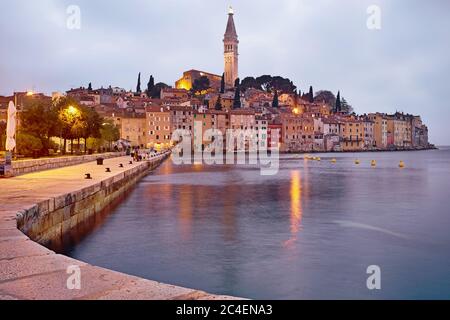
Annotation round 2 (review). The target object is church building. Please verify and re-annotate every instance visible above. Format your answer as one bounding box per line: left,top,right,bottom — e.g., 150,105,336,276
175,7,239,91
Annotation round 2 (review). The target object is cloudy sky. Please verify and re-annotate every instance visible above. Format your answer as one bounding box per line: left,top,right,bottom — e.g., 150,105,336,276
1,0,449,144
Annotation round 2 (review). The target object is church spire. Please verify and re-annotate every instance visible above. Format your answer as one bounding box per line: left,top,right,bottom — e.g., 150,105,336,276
224,7,238,40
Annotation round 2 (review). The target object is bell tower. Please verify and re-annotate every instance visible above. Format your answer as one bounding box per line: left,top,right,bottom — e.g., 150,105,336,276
224,6,239,88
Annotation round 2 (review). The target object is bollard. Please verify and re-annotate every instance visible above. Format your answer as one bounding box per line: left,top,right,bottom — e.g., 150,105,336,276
105,168,111,173
119,164,124,168
85,173,92,180
129,161,133,165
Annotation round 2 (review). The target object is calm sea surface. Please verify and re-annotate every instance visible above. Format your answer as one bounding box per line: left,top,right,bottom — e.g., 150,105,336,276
58,148,450,299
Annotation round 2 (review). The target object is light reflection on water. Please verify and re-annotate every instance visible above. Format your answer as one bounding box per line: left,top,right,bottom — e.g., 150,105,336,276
58,148,450,299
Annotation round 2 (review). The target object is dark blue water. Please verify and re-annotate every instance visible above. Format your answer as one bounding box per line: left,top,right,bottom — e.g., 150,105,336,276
61,148,450,299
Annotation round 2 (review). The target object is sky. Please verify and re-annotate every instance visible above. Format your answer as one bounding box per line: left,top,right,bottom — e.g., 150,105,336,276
1,0,449,144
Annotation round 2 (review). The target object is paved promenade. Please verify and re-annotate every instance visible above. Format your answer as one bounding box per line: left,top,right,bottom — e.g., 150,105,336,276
0,155,235,300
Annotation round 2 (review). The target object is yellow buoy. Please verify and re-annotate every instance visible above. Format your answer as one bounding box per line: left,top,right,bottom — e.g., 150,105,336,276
317,157,321,161
371,160,377,167
399,161,405,168
331,158,337,163
355,159,360,165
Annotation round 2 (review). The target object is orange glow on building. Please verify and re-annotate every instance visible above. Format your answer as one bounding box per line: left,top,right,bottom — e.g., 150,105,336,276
176,79,192,91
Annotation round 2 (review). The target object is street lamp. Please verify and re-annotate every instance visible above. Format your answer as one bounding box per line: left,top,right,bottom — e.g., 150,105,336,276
67,105,78,116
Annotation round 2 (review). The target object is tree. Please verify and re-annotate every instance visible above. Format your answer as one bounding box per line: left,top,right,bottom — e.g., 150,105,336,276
88,82,93,91
79,105,102,153
341,97,354,114
308,86,314,103
250,75,297,93
147,75,155,97
270,76,296,93
20,99,60,155
240,77,261,92
315,90,336,109
215,96,222,111
335,91,342,113
136,72,142,94
272,90,279,108
16,133,43,157
255,75,273,92
234,78,240,88
220,73,225,94
192,76,210,93
100,120,120,151
150,82,170,99
55,96,82,154
233,78,241,109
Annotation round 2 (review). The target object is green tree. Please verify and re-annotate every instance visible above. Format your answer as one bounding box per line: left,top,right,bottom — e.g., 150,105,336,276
341,97,354,114
192,76,210,93
233,78,241,109
55,97,82,154
220,73,225,94
147,75,155,97
20,99,60,155
241,77,261,91
308,86,314,103
16,133,43,157
255,75,273,92
150,82,170,99
100,120,120,151
272,90,279,108
335,91,341,113
136,72,142,94
76,105,102,153
315,90,336,109
248,75,297,93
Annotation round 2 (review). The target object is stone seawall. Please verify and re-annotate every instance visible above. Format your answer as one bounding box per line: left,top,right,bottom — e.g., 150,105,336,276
16,154,166,247
12,152,125,176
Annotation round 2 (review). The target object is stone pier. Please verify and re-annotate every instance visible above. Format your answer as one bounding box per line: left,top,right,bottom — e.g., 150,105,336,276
0,153,237,300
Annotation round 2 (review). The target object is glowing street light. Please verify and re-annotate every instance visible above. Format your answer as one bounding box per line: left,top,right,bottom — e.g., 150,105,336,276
66,105,79,116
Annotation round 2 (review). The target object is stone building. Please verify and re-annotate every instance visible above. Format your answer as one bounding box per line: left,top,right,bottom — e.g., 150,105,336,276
175,70,222,91
146,106,173,149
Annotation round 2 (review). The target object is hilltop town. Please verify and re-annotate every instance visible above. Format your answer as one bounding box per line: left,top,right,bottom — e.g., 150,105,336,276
0,8,431,155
